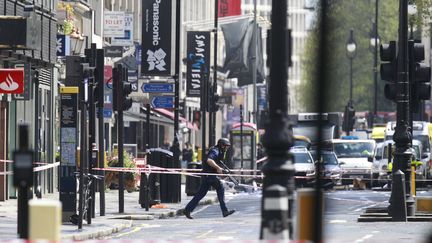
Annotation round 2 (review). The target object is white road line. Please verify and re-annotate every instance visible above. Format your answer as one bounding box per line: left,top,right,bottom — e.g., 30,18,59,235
328,220,348,224
196,229,214,239
355,234,374,242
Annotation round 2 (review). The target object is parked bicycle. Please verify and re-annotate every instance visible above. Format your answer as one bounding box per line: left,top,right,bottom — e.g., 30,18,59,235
70,172,103,226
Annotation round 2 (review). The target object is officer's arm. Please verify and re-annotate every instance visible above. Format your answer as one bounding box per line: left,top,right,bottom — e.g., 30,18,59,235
207,158,223,174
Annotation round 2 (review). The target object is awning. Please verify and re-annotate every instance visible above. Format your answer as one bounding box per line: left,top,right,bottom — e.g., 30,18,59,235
153,108,198,131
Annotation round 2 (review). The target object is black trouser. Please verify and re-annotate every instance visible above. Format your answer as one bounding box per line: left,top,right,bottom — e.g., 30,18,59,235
185,175,228,213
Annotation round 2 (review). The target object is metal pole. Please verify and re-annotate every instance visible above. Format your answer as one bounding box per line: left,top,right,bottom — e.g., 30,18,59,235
313,1,330,241
116,65,125,214
96,49,105,216
373,0,379,125
391,0,414,220
211,0,219,146
201,72,207,162
86,43,97,219
172,0,181,174
260,0,293,240
240,105,244,182
350,57,353,102
146,104,151,149
252,0,257,124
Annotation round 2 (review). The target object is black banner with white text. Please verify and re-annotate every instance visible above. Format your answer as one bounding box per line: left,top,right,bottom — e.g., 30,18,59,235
141,0,175,76
186,31,211,97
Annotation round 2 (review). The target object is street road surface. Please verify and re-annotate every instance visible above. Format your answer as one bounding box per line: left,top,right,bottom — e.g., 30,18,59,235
104,190,432,242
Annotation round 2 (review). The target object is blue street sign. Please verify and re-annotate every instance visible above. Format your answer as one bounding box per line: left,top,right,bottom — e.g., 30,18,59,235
151,96,174,108
142,83,174,93
103,109,113,118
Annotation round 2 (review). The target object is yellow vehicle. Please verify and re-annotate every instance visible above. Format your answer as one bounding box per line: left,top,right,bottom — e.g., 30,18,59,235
371,125,386,143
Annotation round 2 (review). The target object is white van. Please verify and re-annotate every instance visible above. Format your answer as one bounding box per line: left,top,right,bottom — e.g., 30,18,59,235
331,139,376,186
385,121,431,178
371,140,424,187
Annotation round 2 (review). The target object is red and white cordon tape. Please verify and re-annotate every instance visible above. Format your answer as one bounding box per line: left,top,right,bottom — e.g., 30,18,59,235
0,162,60,176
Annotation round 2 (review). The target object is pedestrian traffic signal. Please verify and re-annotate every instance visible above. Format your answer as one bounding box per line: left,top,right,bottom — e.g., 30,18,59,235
210,93,220,112
409,41,431,113
380,41,398,101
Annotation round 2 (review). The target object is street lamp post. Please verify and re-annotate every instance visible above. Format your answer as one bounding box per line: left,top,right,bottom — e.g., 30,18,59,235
346,29,357,104
345,29,356,136
370,0,380,127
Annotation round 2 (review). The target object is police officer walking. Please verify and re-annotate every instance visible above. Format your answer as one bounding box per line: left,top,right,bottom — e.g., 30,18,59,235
183,138,236,219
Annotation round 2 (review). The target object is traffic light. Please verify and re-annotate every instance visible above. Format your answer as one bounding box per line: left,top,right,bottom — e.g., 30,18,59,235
409,41,431,113
343,103,355,133
210,93,220,112
380,41,398,101
121,66,133,111
113,65,133,111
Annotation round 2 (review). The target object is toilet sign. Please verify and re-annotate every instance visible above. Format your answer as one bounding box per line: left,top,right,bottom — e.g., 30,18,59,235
0,69,24,94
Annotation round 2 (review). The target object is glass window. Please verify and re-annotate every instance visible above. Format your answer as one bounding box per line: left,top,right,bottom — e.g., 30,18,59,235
333,142,374,158
292,152,313,164
413,135,430,152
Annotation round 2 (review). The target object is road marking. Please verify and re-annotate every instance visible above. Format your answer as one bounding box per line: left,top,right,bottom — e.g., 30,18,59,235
196,229,214,238
355,234,373,242
104,223,161,239
329,220,347,224
218,236,234,240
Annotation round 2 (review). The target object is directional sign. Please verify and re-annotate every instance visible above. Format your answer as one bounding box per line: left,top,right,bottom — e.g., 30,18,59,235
151,96,174,108
142,83,174,93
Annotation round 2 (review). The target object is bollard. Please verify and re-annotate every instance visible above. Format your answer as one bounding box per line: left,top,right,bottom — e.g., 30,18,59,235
29,200,62,241
139,172,150,211
297,188,323,241
389,170,407,221
411,165,416,197
260,184,289,239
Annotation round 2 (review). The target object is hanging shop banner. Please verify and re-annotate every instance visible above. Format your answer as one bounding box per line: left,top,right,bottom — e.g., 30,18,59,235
111,13,134,46
186,31,210,97
218,0,241,17
104,11,125,38
141,0,175,76
0,69,24,94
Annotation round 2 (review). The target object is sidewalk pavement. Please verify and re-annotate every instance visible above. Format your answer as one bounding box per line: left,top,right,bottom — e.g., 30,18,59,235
0,184,233,241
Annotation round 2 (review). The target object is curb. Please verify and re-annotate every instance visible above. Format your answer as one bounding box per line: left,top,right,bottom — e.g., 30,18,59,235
60,196,219,240
61,220,133,240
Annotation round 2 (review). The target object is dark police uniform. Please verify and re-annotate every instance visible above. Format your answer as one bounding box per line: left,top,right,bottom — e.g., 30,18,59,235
184,146,229,215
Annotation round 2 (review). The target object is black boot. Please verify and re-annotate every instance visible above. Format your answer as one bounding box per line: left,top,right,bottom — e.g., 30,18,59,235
184,210,193,219
222,210,235,217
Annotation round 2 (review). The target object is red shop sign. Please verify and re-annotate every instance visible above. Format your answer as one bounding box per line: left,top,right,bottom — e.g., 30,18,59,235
0,69,24,94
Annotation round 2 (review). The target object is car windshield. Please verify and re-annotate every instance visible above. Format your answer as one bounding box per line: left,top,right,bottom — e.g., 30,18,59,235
292,152,313,163
321,153,338,165
333,142,374,158
294,140,311,148
413,135,430,152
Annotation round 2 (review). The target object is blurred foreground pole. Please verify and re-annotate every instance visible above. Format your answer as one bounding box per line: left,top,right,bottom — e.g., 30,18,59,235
260,0,294,240
311,1,329,242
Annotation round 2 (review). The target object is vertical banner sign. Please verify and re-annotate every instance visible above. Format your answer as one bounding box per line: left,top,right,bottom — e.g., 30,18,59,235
104,66,113,118
218,0,241,17
186,31,210,97
142,0,175,76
